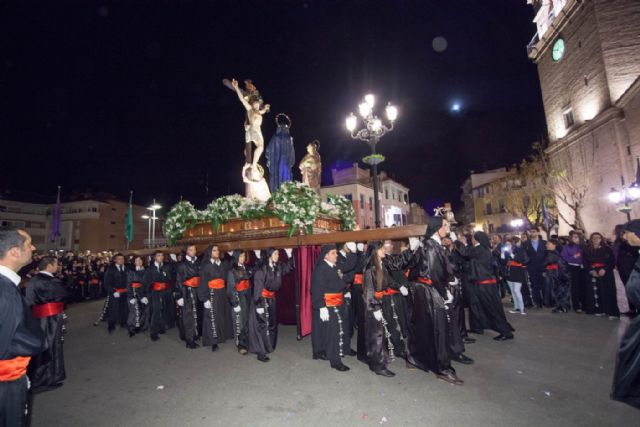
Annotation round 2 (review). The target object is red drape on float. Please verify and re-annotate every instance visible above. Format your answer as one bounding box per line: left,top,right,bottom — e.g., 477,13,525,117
276,250,296,326
295,245,320,337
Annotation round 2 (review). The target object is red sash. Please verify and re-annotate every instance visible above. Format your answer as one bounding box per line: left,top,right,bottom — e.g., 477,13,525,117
131,282,142,289
114,288,127,294
477,279,497,285
0,356,30,382
90,279,99,285
508,261,526,268
591,263,606,269
324,292,344,307
235,279,250,292
207,278,225,290
183,277,200,288
152,282,168,291
416,277,433,285
32,302,64,319
545,264,559,271
262,289,276,299
353,274,363,285
385,288,400,296
78,280,86,285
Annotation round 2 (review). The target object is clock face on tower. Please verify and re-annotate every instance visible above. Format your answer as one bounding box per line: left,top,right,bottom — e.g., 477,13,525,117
552,38,565,62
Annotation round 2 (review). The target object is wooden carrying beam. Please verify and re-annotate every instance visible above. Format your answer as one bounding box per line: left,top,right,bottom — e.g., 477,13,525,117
126,224,427,255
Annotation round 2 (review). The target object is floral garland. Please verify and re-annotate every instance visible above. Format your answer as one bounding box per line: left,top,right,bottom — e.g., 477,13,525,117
163,201,202,245
202,194,244,231
270,181,321,237
238,198,268,220
326,194,356,231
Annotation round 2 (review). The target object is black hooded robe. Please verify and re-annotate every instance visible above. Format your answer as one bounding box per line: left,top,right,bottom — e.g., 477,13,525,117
583,246,619,317
458,233,514,337
337,249,359,346
227,252,254,351
103,264,129,330
544,251,571,312
175,257,201,345
198,256,233,346
126,268,149,333
25,273,68,393
143,262,175,337
311,248,347,365
248,254,293,356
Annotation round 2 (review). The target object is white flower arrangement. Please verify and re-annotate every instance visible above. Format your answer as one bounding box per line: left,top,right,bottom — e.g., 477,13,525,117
202,194,244,231
270,181,321,237
326,194,356,231
163,201,203,245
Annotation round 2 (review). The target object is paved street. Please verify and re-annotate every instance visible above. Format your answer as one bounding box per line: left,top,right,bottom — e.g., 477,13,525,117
31,300,636,427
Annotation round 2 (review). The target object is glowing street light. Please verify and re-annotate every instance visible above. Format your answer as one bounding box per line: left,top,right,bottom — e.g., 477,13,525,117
510,218,524,232
345,93,398,228
147,200,162,247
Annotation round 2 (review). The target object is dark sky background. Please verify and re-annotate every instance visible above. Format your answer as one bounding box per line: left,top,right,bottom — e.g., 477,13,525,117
0,0,546,212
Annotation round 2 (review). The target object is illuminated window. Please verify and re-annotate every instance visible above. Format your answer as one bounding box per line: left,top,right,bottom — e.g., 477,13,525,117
563,107,574,129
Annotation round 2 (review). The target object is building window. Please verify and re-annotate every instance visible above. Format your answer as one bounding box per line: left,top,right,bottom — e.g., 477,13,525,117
344,194,352,201
369,197,373,210
499,200,505,213
360,194,365,209
385,189,388,199
488,224,495,234
563,107,574,129
486,203,493,215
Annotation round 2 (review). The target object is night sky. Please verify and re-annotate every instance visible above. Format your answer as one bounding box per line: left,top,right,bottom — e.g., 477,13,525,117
0,0,546,212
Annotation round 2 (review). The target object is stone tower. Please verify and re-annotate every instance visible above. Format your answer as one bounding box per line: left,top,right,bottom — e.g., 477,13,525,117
526,0,640,234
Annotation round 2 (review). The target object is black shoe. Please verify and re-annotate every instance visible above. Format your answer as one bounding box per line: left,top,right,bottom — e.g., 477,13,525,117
551,308,559,313
436,371,464,385
151,334,159,342
493,334,514,341
462,337,476,344
108,327,115,335
211,344,219,352
452,354,474,365
347,349,357,356
186,342,199,349
469,329,484,335
257,354,270,362
331,363,350,372
158,329,166,335
374,368,395,377
128,331,135,338
312,353,328,361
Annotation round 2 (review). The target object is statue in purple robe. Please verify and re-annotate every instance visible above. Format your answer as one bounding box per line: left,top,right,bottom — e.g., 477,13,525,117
265,113,295,192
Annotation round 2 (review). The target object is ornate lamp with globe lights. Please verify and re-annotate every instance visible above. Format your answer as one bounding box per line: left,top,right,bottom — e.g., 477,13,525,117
608,176,640,221
345,94,398,228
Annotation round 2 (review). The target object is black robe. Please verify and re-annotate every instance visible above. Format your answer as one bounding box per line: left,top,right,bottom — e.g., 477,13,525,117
382,253,412,359
249,260,293,355
362,264,395,371
143,263,175,336
198,259,233,346
583,246,619,317
175,257,201,344
310,260,347,364
126,268,149,332
103,264,129,329
404,240,455,375
458,244,514,337
24,273,68,393
337,250,358,344
612,258,640,408
0,274,45,427
543,251,570,311
444,247,466,357
227,264,253,350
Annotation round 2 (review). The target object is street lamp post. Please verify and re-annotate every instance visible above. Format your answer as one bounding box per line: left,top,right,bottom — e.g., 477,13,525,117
141,214,150,247
147,200,162,247
510,218,524,233
346,94,398,228
607,176,640,222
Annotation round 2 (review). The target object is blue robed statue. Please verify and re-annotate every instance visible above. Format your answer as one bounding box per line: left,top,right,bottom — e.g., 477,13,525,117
265,113,295,192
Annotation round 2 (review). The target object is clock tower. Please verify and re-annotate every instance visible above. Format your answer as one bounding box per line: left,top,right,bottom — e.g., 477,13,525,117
526,0,640,234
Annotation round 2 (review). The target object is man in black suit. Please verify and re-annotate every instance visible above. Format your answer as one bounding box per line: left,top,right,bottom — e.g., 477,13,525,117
524,227,548,307
103,253,129,333
0,227,45,426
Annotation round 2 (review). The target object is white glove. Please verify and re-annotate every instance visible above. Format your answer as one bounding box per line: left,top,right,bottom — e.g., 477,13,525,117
113,292,120,298
233,305,241,313
409,237,420,251
141,297,149,305
449,231,457,242
129,298,136,304
356,243,365,252
319,307,329,322
449,277,459,286
346,242,356,252
177,298,184,307
284,248,293,257
400,286,408,296
445,290,454,305
373,310,383,321
344,292,351,299
204,300,212,309
256,307,265,314
170,254,177,261
227,251,233,256
253,249,261,258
